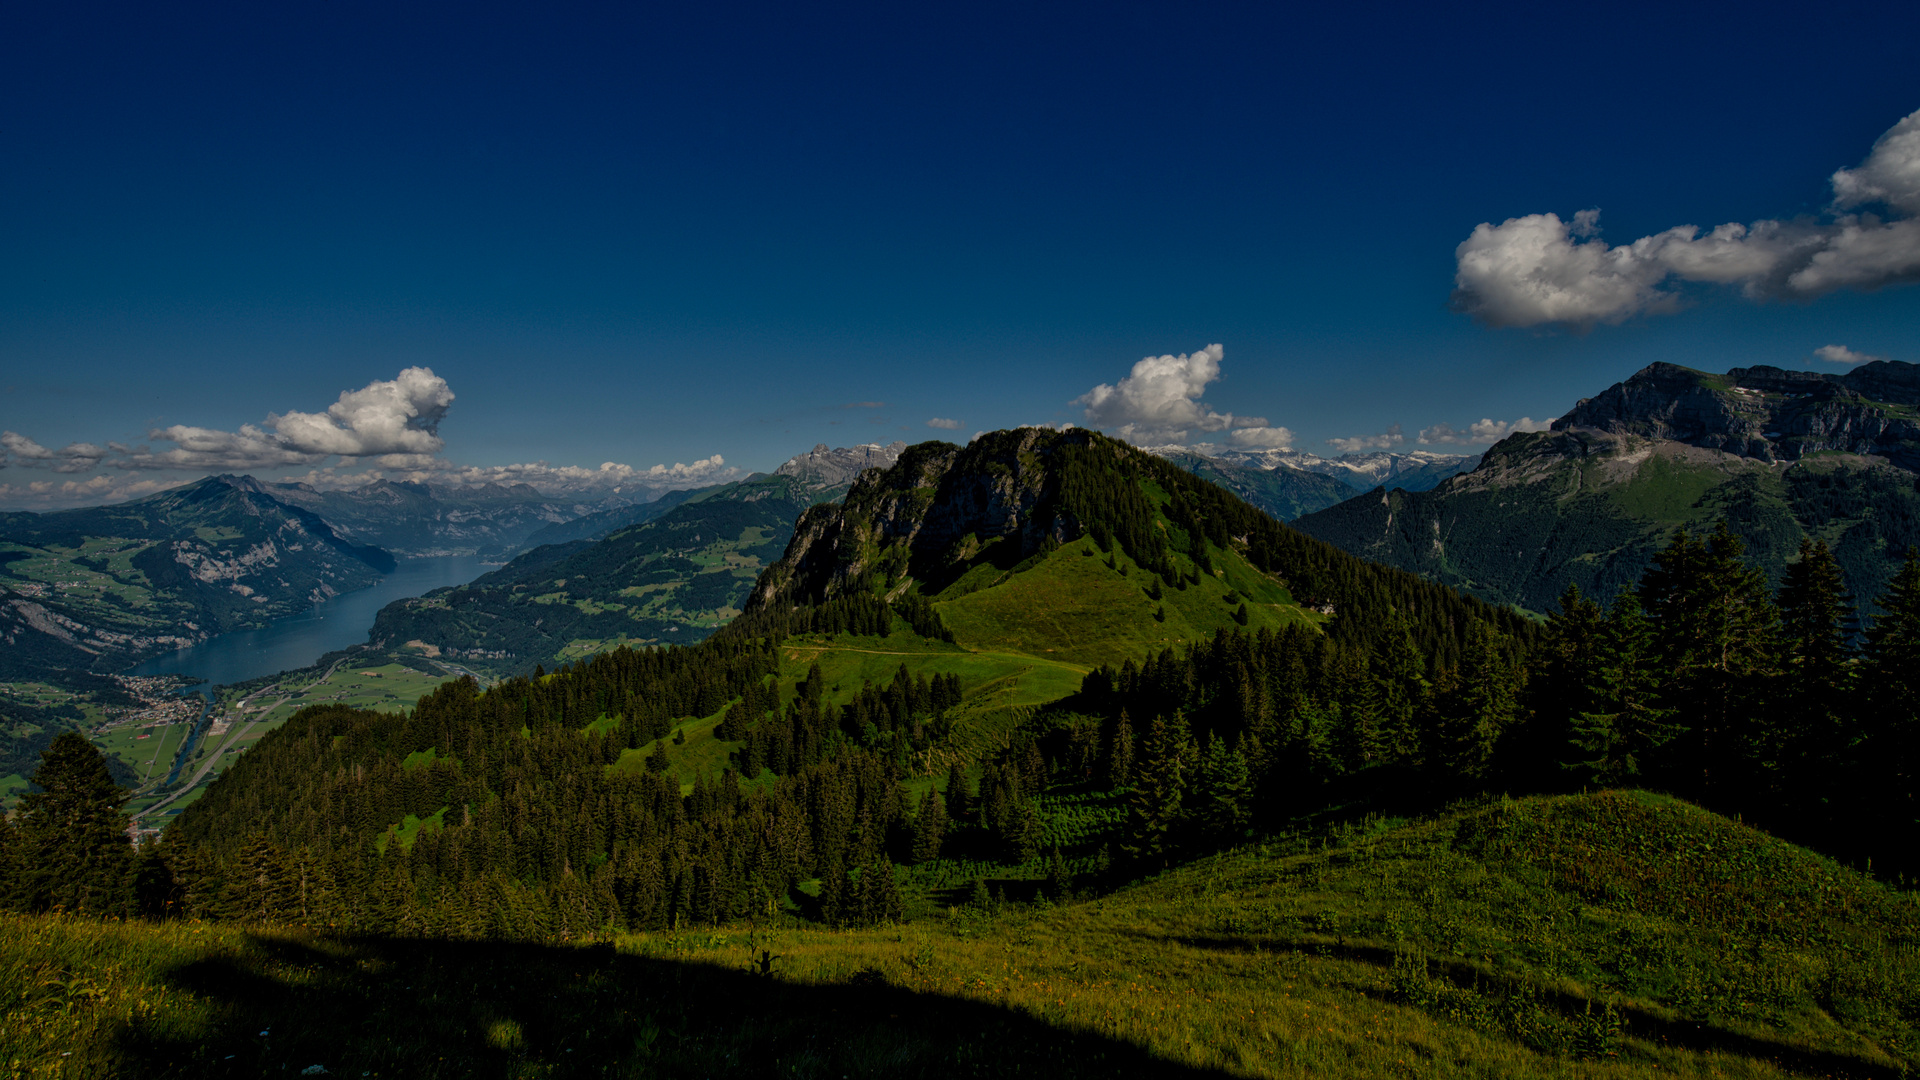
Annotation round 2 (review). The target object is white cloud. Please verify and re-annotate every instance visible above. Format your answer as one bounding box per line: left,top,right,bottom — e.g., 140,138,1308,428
1,432,110,473
1453,108,1920,328
1226,425,1295,450
1073,343,1274,445
0,474,188,509
1419,417,1554,446
927,417,963,430
1831,109,1920,215
291,455,742,498
119,367,455,470
1814,344,1884,365
1325,424,1405,454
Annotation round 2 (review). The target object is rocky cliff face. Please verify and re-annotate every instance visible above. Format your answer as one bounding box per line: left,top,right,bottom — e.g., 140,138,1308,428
750,429,1087,610
773,441,909,496
1557,361,1920,469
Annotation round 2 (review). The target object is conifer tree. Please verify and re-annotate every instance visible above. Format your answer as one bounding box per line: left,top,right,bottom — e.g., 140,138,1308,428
1103,709,1134,790
0,811,20,912
1862,547,1920,843
1566,591,1678,785
943,761,971,823
910,787,946,864
1192,735,1253,845
1045,845,1071,900
1638,524,1777,796
1772,539,1855,796
1429,622,1521,784
1122,711,1194,871
15,732,132,915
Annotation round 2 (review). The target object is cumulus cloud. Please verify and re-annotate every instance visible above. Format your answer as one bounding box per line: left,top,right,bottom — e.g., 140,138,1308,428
1325,424,1405,454
1073,344,1274,445
1813,344,1884,365
926,418,963,430
1226,426,1295,449
119,367,455,470
1453,108,1920,328
1,432,110,473
1419,417,1554,446
0,474,188,508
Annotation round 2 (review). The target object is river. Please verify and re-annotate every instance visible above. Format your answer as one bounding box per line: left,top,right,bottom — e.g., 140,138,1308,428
126,554,491,687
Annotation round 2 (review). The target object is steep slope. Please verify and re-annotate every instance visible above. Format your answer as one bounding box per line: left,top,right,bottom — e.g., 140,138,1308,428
0,475,393,679
361,443,907,674
1294,361,1920,613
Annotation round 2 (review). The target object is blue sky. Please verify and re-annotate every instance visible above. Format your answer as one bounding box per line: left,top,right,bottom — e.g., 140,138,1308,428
3,1,1918,507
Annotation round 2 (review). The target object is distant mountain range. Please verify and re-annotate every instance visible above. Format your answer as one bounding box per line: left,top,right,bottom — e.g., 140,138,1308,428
0,475,393,679
360,442,910,674
258,477,626,559
1293,360,1920,614
1142,446,1479,522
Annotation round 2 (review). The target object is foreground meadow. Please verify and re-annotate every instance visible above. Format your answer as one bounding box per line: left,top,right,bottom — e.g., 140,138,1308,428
4,791,1915,1078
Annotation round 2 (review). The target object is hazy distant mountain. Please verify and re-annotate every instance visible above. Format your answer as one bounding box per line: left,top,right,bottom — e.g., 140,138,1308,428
0,475,392,679
1210,448,1481,492
516,485,714,550
1151,450,1352,521
262,478,615,559
1292,361,1920,614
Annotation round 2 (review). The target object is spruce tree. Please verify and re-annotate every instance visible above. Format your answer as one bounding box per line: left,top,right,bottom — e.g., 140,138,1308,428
1862,547,1920,848
943,761,971,823
1122,711,1194,871
1638,524,1777,797
15,732,132,915
1566,591,1678,785
1104,709,1134,790
1428,622,1521,785
1772,539,1855,797
910,787,947,864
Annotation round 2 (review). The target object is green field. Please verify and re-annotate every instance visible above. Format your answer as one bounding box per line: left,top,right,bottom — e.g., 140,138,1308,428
933,535,1321,671
7,789,1915,1078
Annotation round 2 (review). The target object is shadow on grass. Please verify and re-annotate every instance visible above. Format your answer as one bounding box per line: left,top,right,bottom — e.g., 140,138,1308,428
1156,932,1908,1080
115,932,1231,1079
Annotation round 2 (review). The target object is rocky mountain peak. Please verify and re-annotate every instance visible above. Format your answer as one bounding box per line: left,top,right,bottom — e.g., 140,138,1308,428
774,440,909,495
1552,360,1920,470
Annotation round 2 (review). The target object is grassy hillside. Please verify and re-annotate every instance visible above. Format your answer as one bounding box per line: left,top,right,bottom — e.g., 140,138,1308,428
363,473,827,675
8,790,1914,1078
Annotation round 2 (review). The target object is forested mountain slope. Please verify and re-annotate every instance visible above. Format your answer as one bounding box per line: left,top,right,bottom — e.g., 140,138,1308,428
1294,361,1920,613
0,474,393,679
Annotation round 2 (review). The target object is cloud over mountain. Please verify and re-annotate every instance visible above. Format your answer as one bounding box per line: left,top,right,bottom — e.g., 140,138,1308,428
1325,424,1405,454
117,367,456,470
0,431,109,473
1453,108,1920,328
1814,344,1884,366
1419,417,1553,446
1073,344,1272,445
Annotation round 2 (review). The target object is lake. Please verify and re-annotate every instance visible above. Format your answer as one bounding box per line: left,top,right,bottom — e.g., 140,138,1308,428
126,554,491,687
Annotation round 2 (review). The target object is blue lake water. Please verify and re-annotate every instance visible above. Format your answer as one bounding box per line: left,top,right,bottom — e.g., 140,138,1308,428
126,555,491,687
